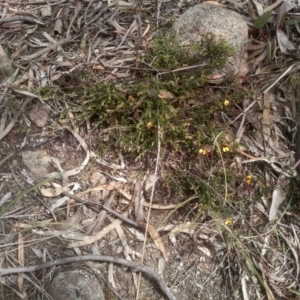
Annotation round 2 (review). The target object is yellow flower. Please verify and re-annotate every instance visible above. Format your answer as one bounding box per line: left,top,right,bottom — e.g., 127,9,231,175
147,122,153,129
128,95,134,102
223,146,230,153
224,99,230,106
246,175,252,185
199,148,207,155
224,219,233,226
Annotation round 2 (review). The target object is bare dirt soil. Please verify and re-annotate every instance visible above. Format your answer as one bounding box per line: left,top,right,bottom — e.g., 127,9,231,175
0,109,230,299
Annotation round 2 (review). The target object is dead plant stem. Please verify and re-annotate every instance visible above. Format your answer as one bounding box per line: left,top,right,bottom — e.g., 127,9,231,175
136,120,161,300
0,255,176,300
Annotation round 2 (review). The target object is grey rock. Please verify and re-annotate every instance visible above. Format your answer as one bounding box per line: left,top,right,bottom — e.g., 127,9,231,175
46,269,105,300
173,2,248,81
28,104,50,127
0,44,13,82
22,150,53,180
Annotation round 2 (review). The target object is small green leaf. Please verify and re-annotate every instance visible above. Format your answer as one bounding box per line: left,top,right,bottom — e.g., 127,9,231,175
285,18,300,26
267,39,272,62
254,10,273,29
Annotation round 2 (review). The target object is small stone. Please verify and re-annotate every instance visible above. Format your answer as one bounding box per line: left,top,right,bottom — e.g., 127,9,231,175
89,171,107,199
22,150,53,180
173,2,248,81
90,171,107,186
46,269,105,300
28,104,49,127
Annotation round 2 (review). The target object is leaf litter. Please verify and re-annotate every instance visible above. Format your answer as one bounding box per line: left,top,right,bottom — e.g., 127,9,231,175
0,0,300,299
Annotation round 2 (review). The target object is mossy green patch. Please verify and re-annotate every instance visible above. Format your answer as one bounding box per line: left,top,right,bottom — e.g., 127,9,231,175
43,27,245,209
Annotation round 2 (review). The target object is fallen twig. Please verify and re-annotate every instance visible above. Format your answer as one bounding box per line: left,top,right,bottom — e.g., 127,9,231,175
63,191,142,228
136,119,162,298
0,16,44,25
0,255,177,300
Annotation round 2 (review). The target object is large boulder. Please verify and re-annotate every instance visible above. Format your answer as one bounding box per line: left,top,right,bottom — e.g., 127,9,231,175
173,2,248,81
46,269,105,300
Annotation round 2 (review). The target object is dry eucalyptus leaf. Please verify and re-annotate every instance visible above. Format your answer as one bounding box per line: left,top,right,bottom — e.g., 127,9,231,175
18,232,24,294
54,19,63,35
0,192,12,206
40,5,52,17
275,1,294,29
107,0,135,8
31,247,43,258
141,222,168,261
40,182,76,197
277,29,296,53
269,188,286,221
262,92,271,143
127,227,145,241
145,174,158,191
133,182,144,222
197,246,212,257
251,0,264,16
68,209,82,225
108,263,116,288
